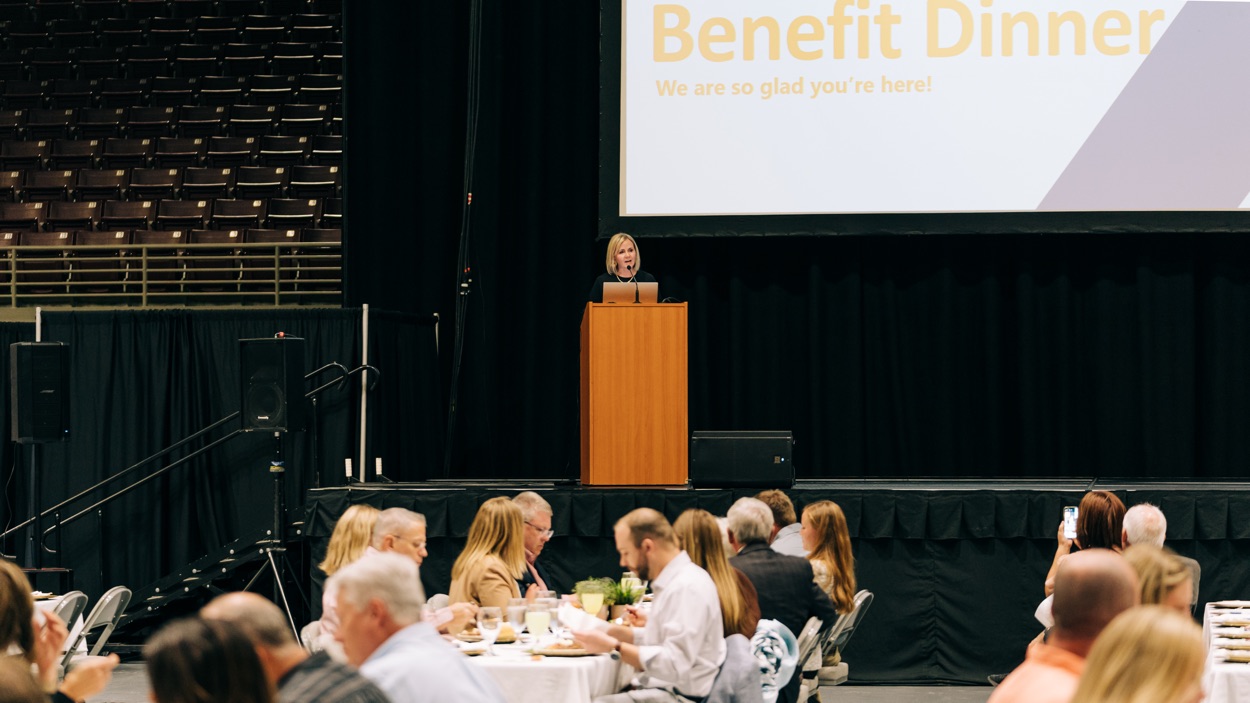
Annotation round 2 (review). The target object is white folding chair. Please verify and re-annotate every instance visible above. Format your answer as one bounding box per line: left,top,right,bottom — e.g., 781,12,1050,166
794,617,824,703
817,590,874,688
50,591,89,633
61,585,131,671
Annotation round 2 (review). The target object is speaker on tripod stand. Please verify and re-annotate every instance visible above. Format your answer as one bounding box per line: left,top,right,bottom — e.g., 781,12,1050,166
9,342,70,570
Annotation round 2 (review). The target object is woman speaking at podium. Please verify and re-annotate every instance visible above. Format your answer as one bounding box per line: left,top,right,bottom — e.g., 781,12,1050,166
587,232,657,302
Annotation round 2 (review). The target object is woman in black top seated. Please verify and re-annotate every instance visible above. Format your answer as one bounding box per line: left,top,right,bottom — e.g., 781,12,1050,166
588,232,657,302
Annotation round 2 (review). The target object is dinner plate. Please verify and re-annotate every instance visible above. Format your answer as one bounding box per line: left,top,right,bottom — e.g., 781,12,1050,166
534,647,594,657
1221,652,1250,664
457,633,483,642
1217,620,1250,627
1212,601,1250,608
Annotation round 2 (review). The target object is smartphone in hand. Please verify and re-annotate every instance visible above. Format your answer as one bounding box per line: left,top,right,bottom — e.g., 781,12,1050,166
1063,506,1078,540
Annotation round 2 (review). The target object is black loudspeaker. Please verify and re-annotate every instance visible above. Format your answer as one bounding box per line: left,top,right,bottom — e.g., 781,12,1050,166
690,431,794,488
240,336,306,432
10,342,70,444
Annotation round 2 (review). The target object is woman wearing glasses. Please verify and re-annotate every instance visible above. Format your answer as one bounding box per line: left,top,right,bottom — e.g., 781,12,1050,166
449,497,527,623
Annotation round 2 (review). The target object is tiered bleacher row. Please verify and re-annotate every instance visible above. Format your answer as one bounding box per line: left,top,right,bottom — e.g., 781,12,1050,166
0,0,342,305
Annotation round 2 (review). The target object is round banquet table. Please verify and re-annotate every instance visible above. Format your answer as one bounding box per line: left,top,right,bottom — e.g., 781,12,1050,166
463,640,627,703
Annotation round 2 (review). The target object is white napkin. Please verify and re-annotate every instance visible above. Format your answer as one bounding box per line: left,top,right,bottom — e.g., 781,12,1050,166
558,603,610,632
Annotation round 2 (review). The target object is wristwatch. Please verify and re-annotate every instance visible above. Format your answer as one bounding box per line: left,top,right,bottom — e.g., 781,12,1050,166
609,638,622,661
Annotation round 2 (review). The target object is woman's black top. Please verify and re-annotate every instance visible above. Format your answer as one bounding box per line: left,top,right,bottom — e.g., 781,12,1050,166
588,270,657,303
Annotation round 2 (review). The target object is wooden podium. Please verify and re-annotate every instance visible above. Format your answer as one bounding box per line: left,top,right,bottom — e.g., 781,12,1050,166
580,302,688,486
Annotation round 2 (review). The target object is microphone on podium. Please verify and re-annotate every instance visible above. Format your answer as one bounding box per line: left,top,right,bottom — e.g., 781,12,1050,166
628,264,640,304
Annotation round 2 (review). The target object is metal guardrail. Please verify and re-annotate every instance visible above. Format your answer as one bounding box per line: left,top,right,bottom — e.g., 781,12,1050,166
0,240,341,306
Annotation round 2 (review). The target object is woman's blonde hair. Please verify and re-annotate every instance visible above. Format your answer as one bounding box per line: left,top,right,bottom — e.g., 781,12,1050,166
803,500,856,614
604,233,640,275
1070,605,1204,703
451,497,526,581
320,504,381,576
1123,545,1192,607
674,509,751,638
0,559,35,664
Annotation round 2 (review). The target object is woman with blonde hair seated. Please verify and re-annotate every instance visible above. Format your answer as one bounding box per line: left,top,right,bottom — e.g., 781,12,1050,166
449,497,526,615
1122,544,1194,614
674,509,761,638
800,500,856,615
320,504,381,577
1070,605,1204,703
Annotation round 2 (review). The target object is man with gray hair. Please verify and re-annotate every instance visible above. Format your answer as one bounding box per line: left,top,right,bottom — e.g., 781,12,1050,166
328,553,506,703
202,591,390,703
513,491,557,594
726,497,838,703
1121,503,1200,608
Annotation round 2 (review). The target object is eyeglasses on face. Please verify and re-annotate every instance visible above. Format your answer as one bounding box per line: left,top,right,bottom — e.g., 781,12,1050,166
525,522,554,539
389,534,427,551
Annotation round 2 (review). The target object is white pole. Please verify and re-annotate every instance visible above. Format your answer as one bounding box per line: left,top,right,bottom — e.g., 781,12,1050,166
34,306,41,341
357,304,369,482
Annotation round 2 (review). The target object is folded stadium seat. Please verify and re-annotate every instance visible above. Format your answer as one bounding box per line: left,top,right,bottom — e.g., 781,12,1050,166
272,0,311,14
77,47,126,80
296,226,340,292
22,170,75,202
290,17,336,45
319,41,342,75
309,134,340,166
328,102,341,135
46,79,98,109
128,0,170,20
49,20,96,49
228,104,277,137
241,226,298,289
244,227,298,244
219,0,265,16
72,229,132,294
0,2,28,23
181,166,235,199
78,108,126,140
128,168,182,200
0,110,23,140
0,202,46,231
148,78,199,109
79,0,127,21
25,108,75,140
31,2,75,23
128,107,182,140
27,47,75,81
101,200,154,230
295,73,341,105
241,15,287,44
16,230,71,295
174,43,220,78
1,80,45,110
101,138,154,169
48,140,101,170
222,43,269,78
155,199,208,231
198,76,246,106
279,103,328,136
153,136,205,168
193,16,240,45
185,227,242,291
74,169,128,201
287,165,337,199
234,166,287,199
45,200,101,231
318,197,340,228
301,227,340,243
205,135,257,167
98,18,146,48
271,43,317,76
256,134,307,167
265,198,318,229
133,228,187,292
177,105,228,138
8,21,51,50
210,198,264,230
0,140,48,170
126,46,174,80
248,75,297,106
98,78,149,109
170,0,214,18
0,170,21,202
0,48,24,82
148,17,194,47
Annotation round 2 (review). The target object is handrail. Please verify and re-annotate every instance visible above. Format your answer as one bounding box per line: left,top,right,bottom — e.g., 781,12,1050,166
27,362,377,551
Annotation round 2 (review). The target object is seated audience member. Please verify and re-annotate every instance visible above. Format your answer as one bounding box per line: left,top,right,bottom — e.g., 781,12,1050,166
727,498,838,703
0,656,46,703
328,553,506,703
988,549,1139,703
202,592,391,703
1044,490,1126,597
512,491,557,596
572,508,726,703
146,617,274,703
1122,545,1194,615
449,497,525,614
756,490,807,557
801,500,857,666
673,508,761,638
1121,503,1200,608
316,505,381,655
1070,605,1204,703
0,559,118,703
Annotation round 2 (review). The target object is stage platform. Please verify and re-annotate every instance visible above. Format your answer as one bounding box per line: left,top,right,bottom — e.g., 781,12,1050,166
305,480,1250,684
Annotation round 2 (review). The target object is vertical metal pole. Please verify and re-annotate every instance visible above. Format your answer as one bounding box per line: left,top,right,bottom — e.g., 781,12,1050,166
357,304,369,482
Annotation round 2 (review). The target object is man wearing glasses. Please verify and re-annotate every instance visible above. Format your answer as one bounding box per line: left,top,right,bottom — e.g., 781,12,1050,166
513,491,559,595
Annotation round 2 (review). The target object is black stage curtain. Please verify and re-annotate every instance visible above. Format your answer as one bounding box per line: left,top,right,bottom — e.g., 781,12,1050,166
307,486,1250,683
0,309,436,602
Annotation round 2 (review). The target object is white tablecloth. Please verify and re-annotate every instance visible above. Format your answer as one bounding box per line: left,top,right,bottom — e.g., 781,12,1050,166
1201,602,1250,703
468,643,624,703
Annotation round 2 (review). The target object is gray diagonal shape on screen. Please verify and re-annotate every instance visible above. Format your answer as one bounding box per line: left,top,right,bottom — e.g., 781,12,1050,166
1039,2,1250,211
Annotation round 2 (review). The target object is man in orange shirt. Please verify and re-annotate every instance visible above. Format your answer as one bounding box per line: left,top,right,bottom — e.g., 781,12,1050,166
988,549,1139,703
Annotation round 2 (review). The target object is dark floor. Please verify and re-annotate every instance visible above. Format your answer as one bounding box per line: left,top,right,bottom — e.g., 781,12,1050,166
97,662,992,703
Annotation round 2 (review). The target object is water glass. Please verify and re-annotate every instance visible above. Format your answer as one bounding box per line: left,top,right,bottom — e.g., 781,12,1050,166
506,597,527,631
478,606,502,654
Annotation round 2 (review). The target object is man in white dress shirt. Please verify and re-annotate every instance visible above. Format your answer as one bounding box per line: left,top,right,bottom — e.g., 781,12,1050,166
756,490,807,557
573,508,727,702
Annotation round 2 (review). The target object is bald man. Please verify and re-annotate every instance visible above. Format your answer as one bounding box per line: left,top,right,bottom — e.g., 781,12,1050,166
988,549,1140,703
202,592,390,703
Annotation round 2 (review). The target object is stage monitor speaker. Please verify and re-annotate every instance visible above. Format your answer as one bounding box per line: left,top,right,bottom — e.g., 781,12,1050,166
240,336,306,432
689,431,794,488
10,342,70,444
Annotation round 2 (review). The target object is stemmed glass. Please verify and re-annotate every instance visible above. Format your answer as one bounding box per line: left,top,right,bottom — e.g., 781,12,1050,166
506,597,527,635
478,606,502,655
